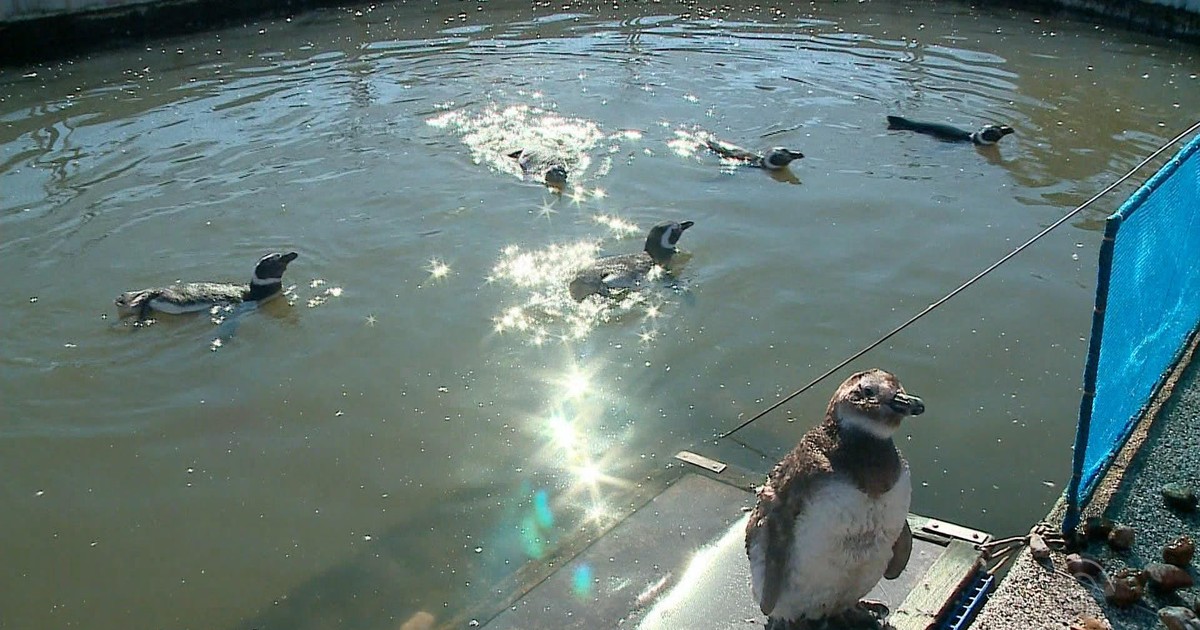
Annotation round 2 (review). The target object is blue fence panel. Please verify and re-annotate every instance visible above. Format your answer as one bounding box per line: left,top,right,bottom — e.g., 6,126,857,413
1064,132,1200,532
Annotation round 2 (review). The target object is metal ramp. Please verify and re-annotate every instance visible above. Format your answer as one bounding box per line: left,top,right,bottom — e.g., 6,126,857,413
479,451,993,630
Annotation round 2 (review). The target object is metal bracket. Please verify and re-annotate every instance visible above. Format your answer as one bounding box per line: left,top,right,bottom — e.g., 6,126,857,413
674,450,728,473
921,518,991,545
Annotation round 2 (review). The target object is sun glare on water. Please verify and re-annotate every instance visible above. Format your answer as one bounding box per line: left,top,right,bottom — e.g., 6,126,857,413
426,259,451,280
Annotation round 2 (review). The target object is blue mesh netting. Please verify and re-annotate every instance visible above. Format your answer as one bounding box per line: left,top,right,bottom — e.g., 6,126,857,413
1064,132,1200,531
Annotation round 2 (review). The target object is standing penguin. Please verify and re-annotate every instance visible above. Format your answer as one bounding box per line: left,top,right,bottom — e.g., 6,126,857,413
745,369,926,629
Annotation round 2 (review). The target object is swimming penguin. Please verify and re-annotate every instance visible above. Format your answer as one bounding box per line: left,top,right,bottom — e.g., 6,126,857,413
886,115,1014,146
704,138,805,170
115,252,299,321
568,220,694,301
745,369,925,630
507,148,569,189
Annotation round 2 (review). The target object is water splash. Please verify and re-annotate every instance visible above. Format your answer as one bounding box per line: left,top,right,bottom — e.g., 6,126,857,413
427,103,610,184
487,239,603,344
305,279,343,308
487,218,686,345
666,126,715,160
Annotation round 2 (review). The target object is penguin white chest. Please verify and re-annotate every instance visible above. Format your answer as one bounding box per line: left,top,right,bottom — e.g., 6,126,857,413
756,467,911,621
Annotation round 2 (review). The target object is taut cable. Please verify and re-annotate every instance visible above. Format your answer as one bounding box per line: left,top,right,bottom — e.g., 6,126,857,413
717,120,1200,441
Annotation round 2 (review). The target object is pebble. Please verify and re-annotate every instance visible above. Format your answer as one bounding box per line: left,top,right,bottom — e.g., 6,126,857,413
1145,562,1195,591
1107,524,1135,551
1163,482,1199,512
1065,553,1103,579
1104,568,1145,607
1160,606,1200,630
1165,535,1196,567
1029,531,1051,561
1070,616,1110,630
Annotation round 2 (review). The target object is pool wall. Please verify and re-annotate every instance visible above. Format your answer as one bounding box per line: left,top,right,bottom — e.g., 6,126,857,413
1,0,1198,65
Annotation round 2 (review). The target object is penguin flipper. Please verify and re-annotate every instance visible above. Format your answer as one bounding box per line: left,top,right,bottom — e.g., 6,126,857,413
746,464,829,616
884,519,912,580
135,289,162,321
746,499,794,616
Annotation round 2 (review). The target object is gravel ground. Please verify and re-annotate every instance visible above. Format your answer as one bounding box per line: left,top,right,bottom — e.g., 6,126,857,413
972,346,1200,630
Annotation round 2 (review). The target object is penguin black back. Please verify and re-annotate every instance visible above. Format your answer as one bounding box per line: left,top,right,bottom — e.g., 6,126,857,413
568,220,694,301
886,115,1013,146
116,251,298,320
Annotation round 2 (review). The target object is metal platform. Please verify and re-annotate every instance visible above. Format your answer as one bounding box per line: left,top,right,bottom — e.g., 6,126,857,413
480,451,993,630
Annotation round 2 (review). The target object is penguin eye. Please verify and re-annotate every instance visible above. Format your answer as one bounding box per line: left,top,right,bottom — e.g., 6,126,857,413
862,386,876,399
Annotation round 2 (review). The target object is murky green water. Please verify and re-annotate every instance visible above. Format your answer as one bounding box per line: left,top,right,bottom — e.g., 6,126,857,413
2,1,1197,627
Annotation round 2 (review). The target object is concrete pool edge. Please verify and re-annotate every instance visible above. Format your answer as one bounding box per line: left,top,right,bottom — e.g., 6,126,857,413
0,0,348,65
451,450,994,630
2,0,1200,66
971,327,1200,630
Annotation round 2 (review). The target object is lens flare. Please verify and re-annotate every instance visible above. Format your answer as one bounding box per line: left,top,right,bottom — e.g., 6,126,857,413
533,489,554,529
575,462,603,486
546,415,577,450
572,564,594,598
559,367,591,398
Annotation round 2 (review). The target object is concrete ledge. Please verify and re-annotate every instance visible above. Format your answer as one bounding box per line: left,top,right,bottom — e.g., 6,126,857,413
1003,0,1200,40
0,0,343,65
2,0,1200,66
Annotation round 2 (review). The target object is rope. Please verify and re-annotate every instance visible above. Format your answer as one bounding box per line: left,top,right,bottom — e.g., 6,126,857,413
717,119,1200,441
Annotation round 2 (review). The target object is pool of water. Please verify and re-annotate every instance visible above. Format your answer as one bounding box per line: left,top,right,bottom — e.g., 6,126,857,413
2,1,1197,627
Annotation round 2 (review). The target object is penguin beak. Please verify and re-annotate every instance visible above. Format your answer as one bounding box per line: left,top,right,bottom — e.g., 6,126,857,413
888,392,925,416
280,252,299,266
788,150,805,160
680,221,695,231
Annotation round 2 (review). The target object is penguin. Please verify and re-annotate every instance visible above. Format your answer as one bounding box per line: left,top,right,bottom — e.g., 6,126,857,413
886,115,1014,146
115,252,298,321
745,369,926,630
705,138,805,170
568,220,694,301
507,148,569,189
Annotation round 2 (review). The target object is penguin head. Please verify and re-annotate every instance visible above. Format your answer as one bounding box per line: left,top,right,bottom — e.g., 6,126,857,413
829,368,924,439
761,147,805,170
644,220,695,263
543,165,569,189
973,125,1014,146
252,251,299,285
114,289,151,317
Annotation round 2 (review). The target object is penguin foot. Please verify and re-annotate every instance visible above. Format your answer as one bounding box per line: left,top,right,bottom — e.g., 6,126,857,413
856,599,890,620
825,601,891,629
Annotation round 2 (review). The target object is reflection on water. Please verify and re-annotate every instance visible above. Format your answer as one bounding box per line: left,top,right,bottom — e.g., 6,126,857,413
488,213,682,345
670,127,806,183
428,101,614,187
1,0,1198,628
